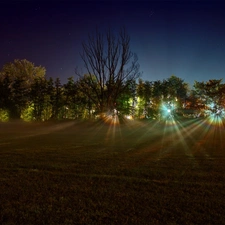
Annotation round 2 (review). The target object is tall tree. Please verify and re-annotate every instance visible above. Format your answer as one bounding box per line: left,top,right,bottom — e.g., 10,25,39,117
162,76,187,99
10,76,30,118
163,75,189,109
64,77,84,119
30,77,48,121
0,59,46,119
117,79,136,116
0,74,11,110
0,59,46,85
136,79,154,118
76,27,141,115
193,79,225,115
51,78,63,119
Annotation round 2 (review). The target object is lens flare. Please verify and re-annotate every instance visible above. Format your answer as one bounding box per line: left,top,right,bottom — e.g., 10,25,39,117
160,101,176,123
205,103,225,127
101,109,120,125
207,114,224,127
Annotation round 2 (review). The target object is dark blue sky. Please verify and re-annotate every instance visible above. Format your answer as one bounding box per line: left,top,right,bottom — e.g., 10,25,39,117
1,0,225,86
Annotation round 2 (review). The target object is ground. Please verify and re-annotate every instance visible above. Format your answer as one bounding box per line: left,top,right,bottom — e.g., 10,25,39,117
0,117,225,224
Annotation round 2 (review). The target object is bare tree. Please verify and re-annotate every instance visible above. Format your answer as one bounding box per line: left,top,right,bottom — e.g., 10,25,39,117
76,27,140,114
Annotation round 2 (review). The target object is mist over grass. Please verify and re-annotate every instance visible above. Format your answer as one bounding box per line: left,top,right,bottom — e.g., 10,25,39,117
0,118,225,224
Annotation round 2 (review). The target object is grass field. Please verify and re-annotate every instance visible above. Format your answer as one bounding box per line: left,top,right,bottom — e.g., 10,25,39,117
0,117,225,224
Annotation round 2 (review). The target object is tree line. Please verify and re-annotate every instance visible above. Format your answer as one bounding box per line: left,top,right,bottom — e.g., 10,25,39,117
1,28,225,122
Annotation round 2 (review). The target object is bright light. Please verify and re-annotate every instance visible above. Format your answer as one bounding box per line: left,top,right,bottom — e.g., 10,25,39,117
205,102,225,126
101,109,120,125
125,115,133,120
160,101,176,121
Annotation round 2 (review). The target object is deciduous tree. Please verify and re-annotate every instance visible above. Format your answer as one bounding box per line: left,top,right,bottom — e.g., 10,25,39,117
0,59,46,119
76,28,141,115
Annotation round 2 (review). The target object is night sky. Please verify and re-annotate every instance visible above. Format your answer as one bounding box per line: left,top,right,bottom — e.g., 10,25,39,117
1,0,225,86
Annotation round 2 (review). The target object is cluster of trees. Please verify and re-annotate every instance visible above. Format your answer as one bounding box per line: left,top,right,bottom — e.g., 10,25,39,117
0,59,185,121
0,59,224,122
1,28,225,122
191,79,225,118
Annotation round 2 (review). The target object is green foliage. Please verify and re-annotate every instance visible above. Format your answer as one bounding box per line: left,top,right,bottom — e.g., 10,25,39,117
30,77,49,121
193,79,225,113
0,108,9,122
116,80,136,116
0,59,46,83
20,103,34,122
135,79,155,118
163,75,188,104
63,77,79,119
0,59,46,119
50,78,64,120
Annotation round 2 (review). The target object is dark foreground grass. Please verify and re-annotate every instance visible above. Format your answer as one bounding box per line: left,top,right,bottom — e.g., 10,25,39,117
0,118,225,224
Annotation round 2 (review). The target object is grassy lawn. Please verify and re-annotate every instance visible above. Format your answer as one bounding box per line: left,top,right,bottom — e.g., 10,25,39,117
0,118,225,224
